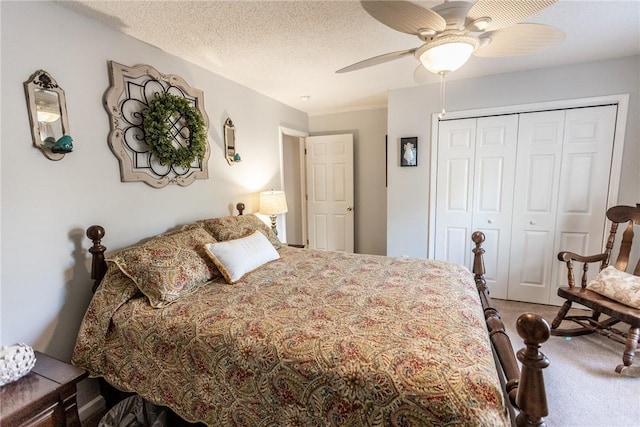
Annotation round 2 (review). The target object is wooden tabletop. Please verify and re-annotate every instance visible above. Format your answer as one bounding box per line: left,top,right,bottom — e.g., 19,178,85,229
0,351,88,425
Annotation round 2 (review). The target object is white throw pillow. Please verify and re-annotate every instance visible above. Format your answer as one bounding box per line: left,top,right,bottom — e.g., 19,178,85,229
203,230,280,283
586,266,640,309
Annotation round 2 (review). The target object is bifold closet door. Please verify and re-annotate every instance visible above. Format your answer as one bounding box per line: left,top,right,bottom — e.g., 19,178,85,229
507,105,617,304
549,105,618,305
435,115,518,299
434,118,476,267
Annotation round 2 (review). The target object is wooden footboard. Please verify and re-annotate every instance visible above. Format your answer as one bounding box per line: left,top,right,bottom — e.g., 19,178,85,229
85,225,550,426
472,231,550,427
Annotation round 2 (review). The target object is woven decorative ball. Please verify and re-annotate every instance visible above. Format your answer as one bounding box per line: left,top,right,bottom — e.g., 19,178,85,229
0,343,36,386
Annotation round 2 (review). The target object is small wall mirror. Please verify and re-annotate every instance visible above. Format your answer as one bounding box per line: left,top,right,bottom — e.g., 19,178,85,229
24,70,71,160
224,118,240,164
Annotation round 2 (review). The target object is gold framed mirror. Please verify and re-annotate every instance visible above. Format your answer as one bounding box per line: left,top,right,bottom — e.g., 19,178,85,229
24,70,71,160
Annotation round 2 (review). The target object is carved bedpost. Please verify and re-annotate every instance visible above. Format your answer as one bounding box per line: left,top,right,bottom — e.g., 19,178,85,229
87,225,107,292
473,232,521,405
236,202,245,215
472,232,551,426
516,313,550,427
472,231,486,287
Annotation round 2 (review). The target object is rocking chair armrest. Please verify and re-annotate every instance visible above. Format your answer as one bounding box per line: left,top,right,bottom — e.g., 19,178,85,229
558,251,609,289
557,251,607,264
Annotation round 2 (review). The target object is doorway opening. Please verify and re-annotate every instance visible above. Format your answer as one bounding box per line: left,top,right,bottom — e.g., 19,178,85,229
279,126,308,247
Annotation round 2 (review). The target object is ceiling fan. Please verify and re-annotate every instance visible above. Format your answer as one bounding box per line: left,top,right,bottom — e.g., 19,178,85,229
338,0,565,115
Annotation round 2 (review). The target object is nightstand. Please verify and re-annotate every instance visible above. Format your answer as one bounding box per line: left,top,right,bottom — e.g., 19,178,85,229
0,351,88,426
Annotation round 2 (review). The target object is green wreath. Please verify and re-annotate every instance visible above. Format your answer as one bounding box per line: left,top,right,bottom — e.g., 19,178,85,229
142,92,206,168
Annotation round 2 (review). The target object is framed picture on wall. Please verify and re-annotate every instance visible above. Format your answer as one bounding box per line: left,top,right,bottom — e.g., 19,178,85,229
400,137,418,167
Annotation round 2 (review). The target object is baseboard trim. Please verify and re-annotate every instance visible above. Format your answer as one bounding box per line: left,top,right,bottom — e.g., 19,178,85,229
79,395,106,423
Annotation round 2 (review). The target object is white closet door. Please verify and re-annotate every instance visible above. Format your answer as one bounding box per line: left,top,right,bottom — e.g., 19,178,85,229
549,105,618,305
435,116,518,299
471,115,518,299
508,106,617,304
433,101,622,304
434,118,476,266
508,110,566,304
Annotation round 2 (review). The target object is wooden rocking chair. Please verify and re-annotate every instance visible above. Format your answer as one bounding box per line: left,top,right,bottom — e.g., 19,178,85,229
551,204,640,374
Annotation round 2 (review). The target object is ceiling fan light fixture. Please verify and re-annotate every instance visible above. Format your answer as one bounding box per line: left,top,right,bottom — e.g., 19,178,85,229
417,35,479,74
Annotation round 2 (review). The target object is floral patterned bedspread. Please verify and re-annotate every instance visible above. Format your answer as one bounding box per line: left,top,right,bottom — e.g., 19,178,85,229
73,247,509,426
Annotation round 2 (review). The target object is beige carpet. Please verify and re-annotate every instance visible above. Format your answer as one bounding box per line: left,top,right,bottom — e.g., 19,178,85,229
493,299,640,427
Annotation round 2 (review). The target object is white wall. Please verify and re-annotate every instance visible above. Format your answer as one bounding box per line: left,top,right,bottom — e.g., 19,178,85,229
387,56,640,258
0,0,307,363
309,108,387,255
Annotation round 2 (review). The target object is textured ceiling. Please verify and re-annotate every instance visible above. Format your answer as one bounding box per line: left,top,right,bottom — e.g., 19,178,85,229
60,1,640,116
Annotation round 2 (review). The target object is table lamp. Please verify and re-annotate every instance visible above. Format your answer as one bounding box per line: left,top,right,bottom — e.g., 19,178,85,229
259,190,288,236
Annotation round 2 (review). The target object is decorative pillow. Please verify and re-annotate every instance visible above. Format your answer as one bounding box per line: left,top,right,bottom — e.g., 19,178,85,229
203,230,280,284
107,227,220,308
200,214,282,248
586,266,640,309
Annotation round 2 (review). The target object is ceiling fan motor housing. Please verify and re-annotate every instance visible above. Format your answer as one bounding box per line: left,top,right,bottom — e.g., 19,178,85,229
431,1,474,31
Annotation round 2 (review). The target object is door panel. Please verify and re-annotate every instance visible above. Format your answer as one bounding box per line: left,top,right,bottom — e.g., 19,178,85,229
447,158,472,211
526,155,558,212
508,110,565,303
435,119,476,265
312,164,327,200
306,134,354,252
549,105,617,305
477,156,504,212
519,230,550,285
471,115,518,299
312,214,328,250
443,227,468,266
435,116,517,298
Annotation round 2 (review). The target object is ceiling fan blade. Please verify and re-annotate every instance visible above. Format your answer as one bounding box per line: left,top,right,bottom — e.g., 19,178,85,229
474,23,565,57
336,48,417,73
467,0,557,32
361,1,446,35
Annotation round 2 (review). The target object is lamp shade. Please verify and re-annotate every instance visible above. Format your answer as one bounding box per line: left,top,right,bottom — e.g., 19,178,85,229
259,190,288,215
417,35,479,74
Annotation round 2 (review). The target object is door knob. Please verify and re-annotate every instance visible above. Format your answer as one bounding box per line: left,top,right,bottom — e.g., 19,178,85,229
487,219,493,224
347,206,353,212
530,220,536,225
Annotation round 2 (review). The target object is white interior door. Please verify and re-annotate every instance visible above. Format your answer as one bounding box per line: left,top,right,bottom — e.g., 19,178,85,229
549,105,618,305
431,96,626,305
434,118,476,266
508,110,566,304
434,116,517,298
305,134,354,252
471,115,518,299
508,106,617,304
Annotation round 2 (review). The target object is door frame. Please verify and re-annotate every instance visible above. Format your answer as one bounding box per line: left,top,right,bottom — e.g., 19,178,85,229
279,126,309,245
427,93,630,257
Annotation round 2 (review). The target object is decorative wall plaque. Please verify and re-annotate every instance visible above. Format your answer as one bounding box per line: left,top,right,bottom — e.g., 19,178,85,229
104,61,210,188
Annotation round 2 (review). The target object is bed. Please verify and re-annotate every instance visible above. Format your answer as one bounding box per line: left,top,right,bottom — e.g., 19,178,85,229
72,207,550,426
